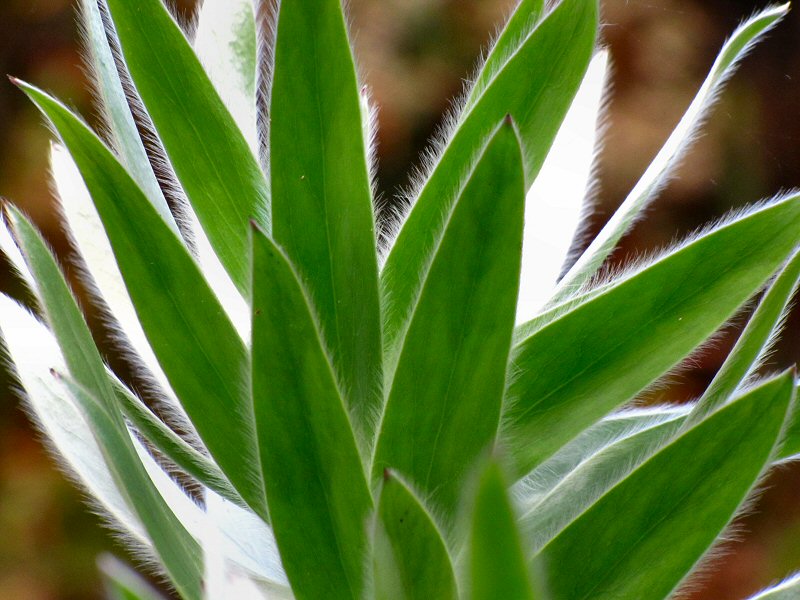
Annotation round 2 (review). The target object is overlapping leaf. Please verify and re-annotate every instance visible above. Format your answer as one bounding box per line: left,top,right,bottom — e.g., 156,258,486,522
535,372,795,599
373,121,525,516
103,0,269,294
251,226,372,600
371,471,457,600
381,0,597,361
505,193,800,477
17,82,265,518
270,0,383,439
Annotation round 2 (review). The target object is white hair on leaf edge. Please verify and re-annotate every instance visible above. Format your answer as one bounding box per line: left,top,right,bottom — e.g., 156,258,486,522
49,143,201,431
556,4,790,300
194,0,260,158
0,293,149,547
516,49,610,323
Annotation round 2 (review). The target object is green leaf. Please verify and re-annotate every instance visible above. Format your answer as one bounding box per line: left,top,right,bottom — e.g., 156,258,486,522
194,0,258,154
748,574,800,599
99,555,167,600
17,82,266,518
78,0,176,227
466,458,535,600
519,410,685,554
381,0,597,359
270,0,382,440
371,471,457,600
516,405,690,506
463,0,545,112
535,372,796,600
113,383,243,507
686,248,800,426
373,120,525,516
251,225,373,600
7,207,202,600
103,0,269,294
505,193,800,477
554,4,789,300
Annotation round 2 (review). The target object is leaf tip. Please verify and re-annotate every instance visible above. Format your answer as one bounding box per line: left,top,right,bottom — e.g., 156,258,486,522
382,468,393,483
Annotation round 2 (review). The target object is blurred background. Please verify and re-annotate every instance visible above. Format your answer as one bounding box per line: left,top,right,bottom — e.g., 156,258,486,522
0,0,799,597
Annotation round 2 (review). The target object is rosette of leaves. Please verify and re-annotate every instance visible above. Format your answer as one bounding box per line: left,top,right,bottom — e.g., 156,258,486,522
2,0,800,598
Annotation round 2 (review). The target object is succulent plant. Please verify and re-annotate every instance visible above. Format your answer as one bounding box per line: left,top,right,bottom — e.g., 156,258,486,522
2,0,800,598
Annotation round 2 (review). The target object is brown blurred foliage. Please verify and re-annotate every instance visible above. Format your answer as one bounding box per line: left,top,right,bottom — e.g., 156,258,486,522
0,0,799,598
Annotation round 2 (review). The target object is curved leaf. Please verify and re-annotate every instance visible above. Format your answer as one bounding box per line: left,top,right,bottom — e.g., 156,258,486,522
17,82,265,518
505,193,800,477
6,208,202,599
371,471,457,600
373,120,525,516
270,0,382,440
103,0,269,294
380,0,597,359
555,4,789,299
536,372,796,600
251,226,372,600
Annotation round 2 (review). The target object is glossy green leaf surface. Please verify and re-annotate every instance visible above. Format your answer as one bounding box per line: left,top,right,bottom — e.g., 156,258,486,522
371,471,457,600
270,0,382,440
467,459,535,600
251,226,372,600
555,4,789,299
536,372,796,600
8,208,202,600
373,121,525,516
103,0,269,294
380,0,597,359
505,194,800,476
18,82,265,517
686,248,800,425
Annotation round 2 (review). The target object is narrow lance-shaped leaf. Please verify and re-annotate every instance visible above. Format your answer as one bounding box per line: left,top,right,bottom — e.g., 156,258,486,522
79,0,176,228
6,207,203,599
113,383,243,507
463,0,545,111
535,372,796,600
465,458,536,600
371,471,457,600
519,411,685,555
381,0,597,359
79,1,250,340
685,247,800,426
251,226,373,600
514,404,691,510
373,120,525,516
0,291,146,547
103,0,269,294
50,142,197,431
194,0,258,155
270,0,382,440
505,192,800,477
16,81,266,518
554,4,789,300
